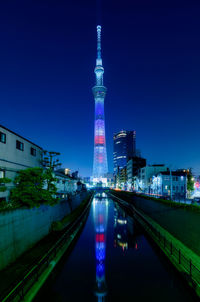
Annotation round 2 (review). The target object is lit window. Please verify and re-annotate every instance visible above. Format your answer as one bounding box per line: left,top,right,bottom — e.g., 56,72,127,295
0,170,5,178
16,140,24,151
0,132,6,144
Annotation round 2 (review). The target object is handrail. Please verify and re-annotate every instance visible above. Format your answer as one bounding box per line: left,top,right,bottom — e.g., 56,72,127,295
2,192,94,302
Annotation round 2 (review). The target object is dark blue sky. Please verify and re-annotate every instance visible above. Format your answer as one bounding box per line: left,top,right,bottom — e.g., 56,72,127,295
0,0,200,176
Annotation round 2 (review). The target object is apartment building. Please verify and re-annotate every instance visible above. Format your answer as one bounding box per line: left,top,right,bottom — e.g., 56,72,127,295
0,125,43,200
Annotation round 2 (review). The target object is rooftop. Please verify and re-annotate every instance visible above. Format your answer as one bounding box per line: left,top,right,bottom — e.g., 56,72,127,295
0,124,42,150
160,171,187,176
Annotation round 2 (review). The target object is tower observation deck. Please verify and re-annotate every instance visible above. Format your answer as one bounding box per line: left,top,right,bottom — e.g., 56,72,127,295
92,25,108,181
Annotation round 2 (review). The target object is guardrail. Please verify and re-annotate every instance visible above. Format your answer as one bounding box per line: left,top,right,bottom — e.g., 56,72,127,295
109,192,200,292
1,193,94,302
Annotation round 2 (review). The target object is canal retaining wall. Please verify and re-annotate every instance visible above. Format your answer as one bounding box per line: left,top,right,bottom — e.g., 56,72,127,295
0,193,86,270
110,191,200,298
111,190,200,256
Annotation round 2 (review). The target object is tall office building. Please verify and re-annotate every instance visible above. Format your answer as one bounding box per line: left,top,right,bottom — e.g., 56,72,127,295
113,130,136,174
92,25,108,181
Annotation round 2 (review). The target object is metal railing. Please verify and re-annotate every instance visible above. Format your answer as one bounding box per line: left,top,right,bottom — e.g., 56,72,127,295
1,193,93,302
109,192,200,289
140,213,200,286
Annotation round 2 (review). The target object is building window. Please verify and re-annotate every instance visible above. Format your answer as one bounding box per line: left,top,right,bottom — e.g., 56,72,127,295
30,147,36,156
16,140,24,151
0,132,6,144
0,170,5,178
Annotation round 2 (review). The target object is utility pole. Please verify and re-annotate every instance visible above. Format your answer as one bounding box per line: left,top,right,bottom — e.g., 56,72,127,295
42,151,61,171
170,168,173,201
42,150,62,191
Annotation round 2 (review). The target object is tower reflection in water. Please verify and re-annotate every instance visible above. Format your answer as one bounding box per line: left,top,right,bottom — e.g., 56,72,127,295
93,192,108,301
114,203,140,252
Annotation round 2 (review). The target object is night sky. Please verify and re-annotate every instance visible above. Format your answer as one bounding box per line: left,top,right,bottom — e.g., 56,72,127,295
0,0,200,176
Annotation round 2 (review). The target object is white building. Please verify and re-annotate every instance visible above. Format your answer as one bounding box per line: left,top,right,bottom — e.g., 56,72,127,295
54,170,77,198
135,165,168,193
151,171,187,199
0,125,43,201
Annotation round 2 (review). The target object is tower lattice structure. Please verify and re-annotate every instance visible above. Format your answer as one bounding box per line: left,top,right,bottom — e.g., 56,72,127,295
92,25,108,180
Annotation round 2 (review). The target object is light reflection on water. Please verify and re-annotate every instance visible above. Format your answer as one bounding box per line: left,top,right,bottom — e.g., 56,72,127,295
114,203,136,252
34,192,197,302
93,192,108,301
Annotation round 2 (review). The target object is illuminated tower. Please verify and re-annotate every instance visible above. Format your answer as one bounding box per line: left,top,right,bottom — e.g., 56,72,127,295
92,25,108,180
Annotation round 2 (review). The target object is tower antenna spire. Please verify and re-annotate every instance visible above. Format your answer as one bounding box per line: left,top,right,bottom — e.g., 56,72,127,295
96,25,102,66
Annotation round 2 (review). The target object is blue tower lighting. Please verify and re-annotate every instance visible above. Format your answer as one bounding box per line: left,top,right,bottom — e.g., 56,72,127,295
92,25,108,181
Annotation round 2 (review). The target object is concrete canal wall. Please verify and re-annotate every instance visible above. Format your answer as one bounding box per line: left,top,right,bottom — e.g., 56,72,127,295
111,190,200,255
0,193,86,270
110,190,200,298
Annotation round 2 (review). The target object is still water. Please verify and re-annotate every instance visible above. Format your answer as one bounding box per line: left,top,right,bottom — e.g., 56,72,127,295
35,192,197,301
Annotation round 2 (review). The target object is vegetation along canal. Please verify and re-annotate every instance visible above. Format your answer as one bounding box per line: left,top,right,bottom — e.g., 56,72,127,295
34,192,198,301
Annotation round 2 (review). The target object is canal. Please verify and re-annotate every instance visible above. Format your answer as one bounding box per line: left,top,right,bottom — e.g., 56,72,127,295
34,192,197,301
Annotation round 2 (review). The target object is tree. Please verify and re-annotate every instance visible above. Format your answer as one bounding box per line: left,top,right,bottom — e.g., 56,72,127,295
187,169,195,193
0,177,11,193
10,168,57,207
